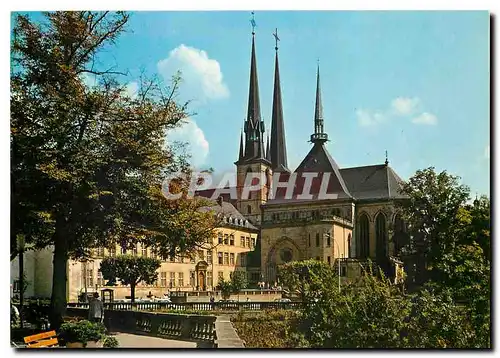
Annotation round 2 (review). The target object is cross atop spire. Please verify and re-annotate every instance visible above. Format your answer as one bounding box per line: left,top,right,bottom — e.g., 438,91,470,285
310,62,328,144
250,11,256,36
273,28,280,51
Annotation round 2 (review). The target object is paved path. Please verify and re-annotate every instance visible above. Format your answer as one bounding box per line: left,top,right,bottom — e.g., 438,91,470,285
114,332,197,348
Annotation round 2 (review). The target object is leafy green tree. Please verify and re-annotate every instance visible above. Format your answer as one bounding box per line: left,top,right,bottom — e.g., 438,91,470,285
11,11,218,328
217,279,232,299
277,259,337,303
397,167,471,286
99,256,161,302
230,271,248,301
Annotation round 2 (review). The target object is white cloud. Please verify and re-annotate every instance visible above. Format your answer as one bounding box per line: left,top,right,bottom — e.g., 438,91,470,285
81,73,98,88
411,112,438,125
391,97,420,116
124,81,138,99
484,145,490,159
166,118,209,168
157,44,229,103
356,109,387,127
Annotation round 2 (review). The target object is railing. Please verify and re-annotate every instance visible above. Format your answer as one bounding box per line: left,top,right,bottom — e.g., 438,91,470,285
66,307,217,346
67,301,302,312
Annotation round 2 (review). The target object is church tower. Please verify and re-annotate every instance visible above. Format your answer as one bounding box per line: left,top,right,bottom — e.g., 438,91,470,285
235,16,272,225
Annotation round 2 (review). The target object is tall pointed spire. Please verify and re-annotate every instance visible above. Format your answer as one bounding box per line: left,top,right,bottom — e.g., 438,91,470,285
238,11,268,164
310,61,329,144
270,28,290,173
247,20,261,128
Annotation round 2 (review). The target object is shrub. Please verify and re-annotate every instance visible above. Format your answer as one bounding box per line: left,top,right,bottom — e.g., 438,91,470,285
59,320,106,346
103,336,119,348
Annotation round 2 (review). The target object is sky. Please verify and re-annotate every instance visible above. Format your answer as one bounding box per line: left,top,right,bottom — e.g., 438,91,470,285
15,11,490,196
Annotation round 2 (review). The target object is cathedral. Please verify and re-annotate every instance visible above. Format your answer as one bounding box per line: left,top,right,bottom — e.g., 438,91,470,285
197,26,410,285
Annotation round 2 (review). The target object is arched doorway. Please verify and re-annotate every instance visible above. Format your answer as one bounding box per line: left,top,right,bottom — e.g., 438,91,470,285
195,261,208,291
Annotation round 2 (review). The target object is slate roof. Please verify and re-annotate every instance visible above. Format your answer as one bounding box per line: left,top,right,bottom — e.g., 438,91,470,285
198,198,258,230
339,164,407,200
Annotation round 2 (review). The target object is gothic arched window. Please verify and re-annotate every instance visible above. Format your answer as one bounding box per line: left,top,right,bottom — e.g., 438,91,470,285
357,214,370,258
247,205,252,214
375,213,387,259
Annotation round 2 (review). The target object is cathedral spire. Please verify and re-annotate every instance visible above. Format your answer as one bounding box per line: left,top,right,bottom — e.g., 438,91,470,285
266,134,271,161
247,21,261,128
310,61,329,144
270,28,290,173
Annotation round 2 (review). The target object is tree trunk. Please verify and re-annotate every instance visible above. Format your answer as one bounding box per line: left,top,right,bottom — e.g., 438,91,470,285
130,283,136,303
49,225,69,330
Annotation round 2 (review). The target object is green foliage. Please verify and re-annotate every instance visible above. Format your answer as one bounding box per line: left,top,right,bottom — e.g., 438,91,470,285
99,255,161,302
102,335,119,348
59,320,106,346
277,259,337,302
11,11,218,327
230,271,248,293
231,310,306,348
217,279,232,299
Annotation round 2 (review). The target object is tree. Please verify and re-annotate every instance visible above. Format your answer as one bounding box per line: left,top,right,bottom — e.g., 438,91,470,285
230,271,248,301
11,11,217,328
217,279,232,299
277,259,337,303
99,256,161,302
397,167,471,286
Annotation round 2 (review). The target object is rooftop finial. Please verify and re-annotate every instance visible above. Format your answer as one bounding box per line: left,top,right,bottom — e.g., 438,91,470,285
273,28,280,51
385,150,389,165
250,11,256,36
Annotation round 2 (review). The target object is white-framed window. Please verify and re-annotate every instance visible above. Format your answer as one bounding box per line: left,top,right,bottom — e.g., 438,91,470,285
178,272,184,287
142,246,147,257
160,272,167,287
170,272,176,288
230,253,235,265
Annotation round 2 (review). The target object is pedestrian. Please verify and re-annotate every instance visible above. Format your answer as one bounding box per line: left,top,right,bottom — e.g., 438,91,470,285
88,292,104,323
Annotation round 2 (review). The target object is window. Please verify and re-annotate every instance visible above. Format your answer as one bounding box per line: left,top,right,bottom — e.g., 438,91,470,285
96,247,104,257
229,272,233,279
240,237,245,247
86,269,94,287
121,246,127,255
252,238,256,247
198,250,205,261
230,253,235,265
316,256,320,261
218,252,223,264
327,233,331,247
357,214,370,258
207,271,212,287
190,271,195,287
218,233,223,245
240,253,246,266
247,205,252,214
327,256,331,265
170,255,175,262
178,272,184,287
230,235,235,246
153,274,158,287
150,250,157,259
132,245,138,256
246,237,250,248
218,271,224,283
190,254,195,263
308,234,311,247
341,266,347,277
224,234,229,245
224,253,229,265
109,246,116,257
96,271,104,286
142,246,147,257
207,250,212,264
160,272,167,287
169,272,176,288
316,233,320,247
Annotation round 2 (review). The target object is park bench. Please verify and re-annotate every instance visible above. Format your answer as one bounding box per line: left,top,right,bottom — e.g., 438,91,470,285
24,330,59,348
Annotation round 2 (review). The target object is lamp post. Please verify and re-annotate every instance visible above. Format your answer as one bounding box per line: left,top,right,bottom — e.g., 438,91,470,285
17,235,25,329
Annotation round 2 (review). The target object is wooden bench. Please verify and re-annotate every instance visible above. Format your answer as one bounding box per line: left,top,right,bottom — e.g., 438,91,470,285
24,330,59,348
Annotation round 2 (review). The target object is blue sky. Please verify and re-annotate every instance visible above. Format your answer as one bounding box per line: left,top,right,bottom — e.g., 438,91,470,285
16,11,490,196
